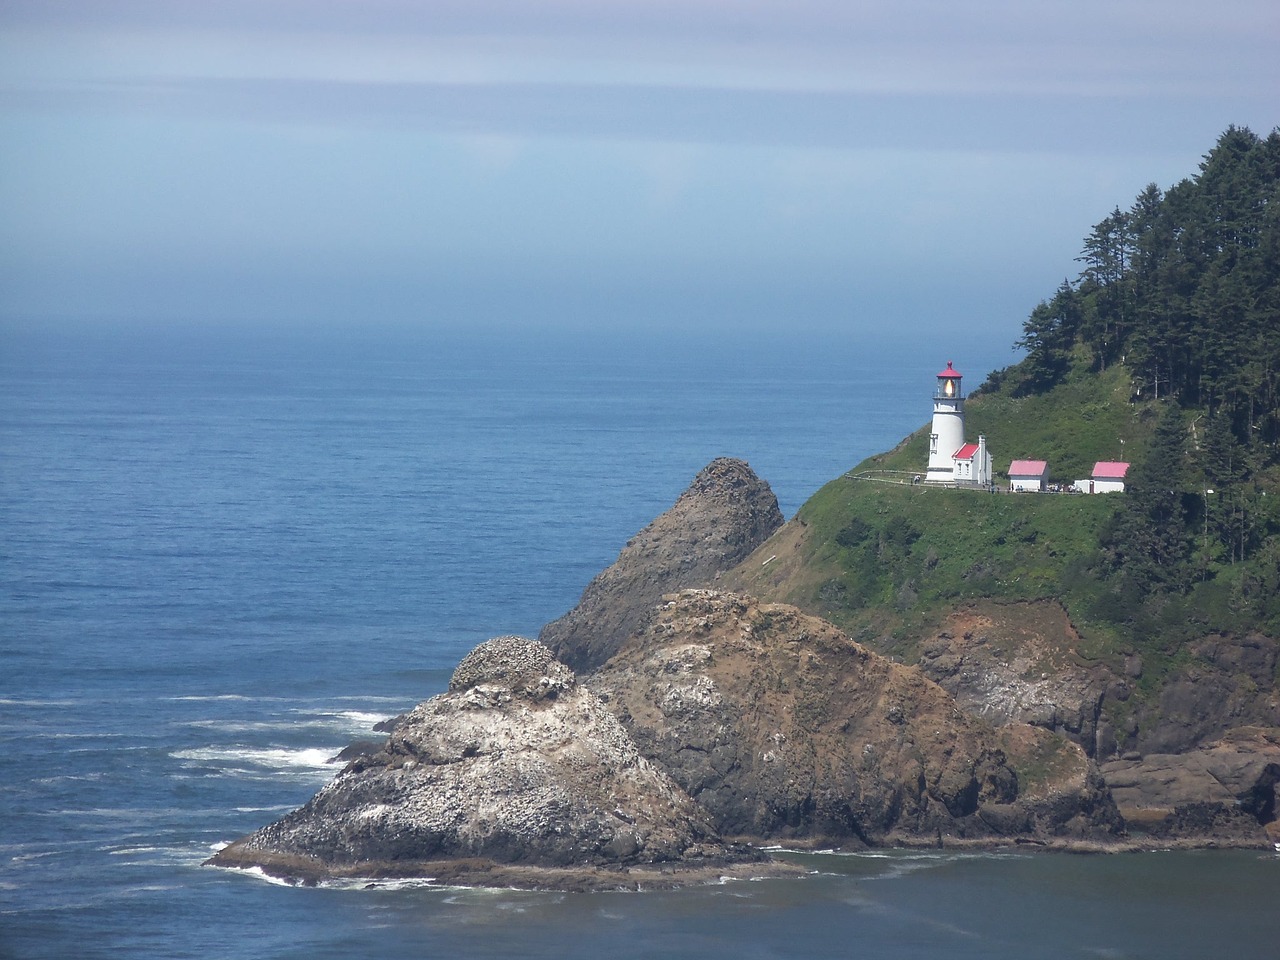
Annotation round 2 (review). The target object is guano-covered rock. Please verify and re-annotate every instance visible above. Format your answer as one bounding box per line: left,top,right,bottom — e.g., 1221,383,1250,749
208,637,781,890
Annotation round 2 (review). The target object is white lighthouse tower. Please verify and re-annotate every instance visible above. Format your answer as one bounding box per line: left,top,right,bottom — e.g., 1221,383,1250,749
926,361,966,483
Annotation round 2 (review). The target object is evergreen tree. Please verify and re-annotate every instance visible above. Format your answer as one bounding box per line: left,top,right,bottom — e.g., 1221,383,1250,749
1007,125,1280,633
1106,404,1193,592
1014,281,1079,393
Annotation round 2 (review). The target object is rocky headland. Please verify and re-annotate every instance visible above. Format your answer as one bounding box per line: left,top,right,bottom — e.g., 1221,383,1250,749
212,457,1280,891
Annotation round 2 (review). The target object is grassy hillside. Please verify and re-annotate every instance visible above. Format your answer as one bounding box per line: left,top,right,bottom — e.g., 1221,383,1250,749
729,347,1280,699
968,357,1149,484
862,357,1150,485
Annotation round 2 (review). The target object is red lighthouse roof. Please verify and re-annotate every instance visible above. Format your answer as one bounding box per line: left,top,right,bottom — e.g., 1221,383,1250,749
937,360,962,379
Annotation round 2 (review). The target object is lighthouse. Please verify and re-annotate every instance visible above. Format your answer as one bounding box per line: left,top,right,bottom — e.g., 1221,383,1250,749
926,361,966,483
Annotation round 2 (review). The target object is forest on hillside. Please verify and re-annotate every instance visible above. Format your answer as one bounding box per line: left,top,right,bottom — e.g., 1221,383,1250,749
1015,126,1279,450
1008,126,1280,631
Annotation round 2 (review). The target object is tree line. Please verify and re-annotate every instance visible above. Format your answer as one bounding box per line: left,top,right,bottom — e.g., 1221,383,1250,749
1013,126,1280,627
1017,125,1279,455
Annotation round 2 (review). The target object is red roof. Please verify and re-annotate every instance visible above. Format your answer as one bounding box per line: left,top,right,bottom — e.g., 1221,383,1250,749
954,442,980,461
937,360,962,379
1092,461,1130,479
1008,459,1048,476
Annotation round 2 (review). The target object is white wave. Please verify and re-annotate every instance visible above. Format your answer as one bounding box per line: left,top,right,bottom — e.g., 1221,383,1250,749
171,745,341,775
324,710,393,728
320,876,446,892
215,864,305,887
105,844,207,867
33,772,107,785
210,863,522,895
9,850,60,863
179,713,390,736
177,719,331,733
48,807,155,818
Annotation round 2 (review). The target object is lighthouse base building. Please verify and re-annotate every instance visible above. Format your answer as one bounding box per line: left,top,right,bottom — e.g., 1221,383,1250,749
925,361,994,487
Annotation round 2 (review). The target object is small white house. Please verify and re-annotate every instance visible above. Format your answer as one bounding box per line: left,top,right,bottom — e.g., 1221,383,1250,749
1008,459,1049,492
952,435,993,486
1082,461,1129,494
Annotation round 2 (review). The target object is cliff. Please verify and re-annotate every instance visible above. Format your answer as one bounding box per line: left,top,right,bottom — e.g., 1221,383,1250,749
560,458,1278,849
590,589,1120,847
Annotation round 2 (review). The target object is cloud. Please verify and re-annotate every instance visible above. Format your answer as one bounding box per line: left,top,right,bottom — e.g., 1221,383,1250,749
4,1,1276,104
5,74,1266,162
1,1,1275,334
2,2,1274,162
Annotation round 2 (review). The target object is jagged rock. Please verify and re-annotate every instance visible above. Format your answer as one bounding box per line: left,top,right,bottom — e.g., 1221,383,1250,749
588,589,1120,848
1100,726,1280,842
329,740,384,763
541,458,783,672
208,637,782,890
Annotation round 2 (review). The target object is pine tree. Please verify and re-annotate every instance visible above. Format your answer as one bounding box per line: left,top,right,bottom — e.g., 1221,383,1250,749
1014,281,1078,393
1106,404,1193,592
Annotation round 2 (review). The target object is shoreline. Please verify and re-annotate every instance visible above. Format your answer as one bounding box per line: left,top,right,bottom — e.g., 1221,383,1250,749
206,848,809,893
207,834,1276,894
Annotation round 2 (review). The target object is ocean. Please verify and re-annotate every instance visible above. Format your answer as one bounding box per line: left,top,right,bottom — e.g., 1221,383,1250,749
2,325,1276,960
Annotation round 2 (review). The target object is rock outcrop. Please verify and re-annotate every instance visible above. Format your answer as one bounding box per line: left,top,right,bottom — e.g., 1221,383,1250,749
212,456,1277,884
1100,726,1280,845
589,589,1122,847
541,458,783,672
208,637,781,890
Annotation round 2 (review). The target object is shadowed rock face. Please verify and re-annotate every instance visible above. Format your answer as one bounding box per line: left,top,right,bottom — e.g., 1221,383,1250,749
541,458,783,673
1130,635,1280,756
1100,727,1280,844
207,637,765,889
589,590,1121,847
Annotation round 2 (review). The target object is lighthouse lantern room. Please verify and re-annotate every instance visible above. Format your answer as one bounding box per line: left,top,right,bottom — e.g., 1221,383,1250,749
926,361,967,483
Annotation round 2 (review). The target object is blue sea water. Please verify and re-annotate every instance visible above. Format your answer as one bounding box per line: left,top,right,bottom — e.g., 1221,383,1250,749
2,326,1277,960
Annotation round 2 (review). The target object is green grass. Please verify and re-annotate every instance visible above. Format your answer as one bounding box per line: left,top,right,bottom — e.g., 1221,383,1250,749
793,476,1120,624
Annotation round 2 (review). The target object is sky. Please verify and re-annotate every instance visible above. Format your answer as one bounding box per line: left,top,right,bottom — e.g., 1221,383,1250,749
1,0,1276,351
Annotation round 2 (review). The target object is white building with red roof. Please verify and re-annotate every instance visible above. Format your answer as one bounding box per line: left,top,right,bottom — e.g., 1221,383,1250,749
952,437,993,485
1087,461,1130,494
1008,459,1049,492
